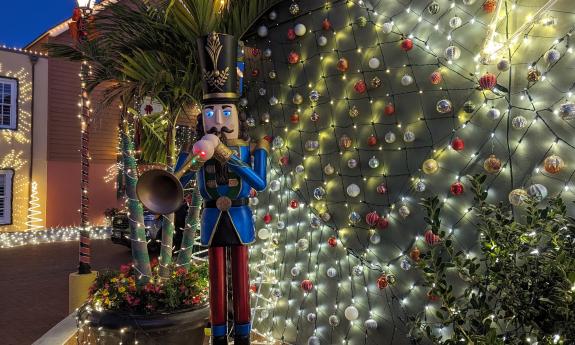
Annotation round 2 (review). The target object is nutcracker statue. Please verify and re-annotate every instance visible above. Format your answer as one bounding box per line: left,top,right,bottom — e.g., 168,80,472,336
136,32,268,345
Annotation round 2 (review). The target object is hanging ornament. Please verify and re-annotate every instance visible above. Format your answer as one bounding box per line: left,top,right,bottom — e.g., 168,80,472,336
346,184,361,198
401,38,413,51
385,131,396,143
403,130,415,143
512,115,527,129
246,117,256,127
367,134,378,147
369,231,381,244
377,274,389,289
449,16,462,29
415,180,426,192
544,49,560,64
297,238,309,250
288,51,300,64
289,2,300,15
427,1,440,14
429,71,442,85
450,181,464,196
287,28,296,41
377,217,389,230
347,158,358,169
289,199,299,209
260,112,270,124
365,319,378,330
324,163,335,175
365,211,380,227
290,112,300,124
436,99,453,113
326,267,337,278
249,196,259,206
527,184,548,201
263,47,272,58
344,305,359,321
559,103,575,121
327,236,338,247
309,90,320,102
527,67,541,82
310,111,320,122
317,35,328,46
508,188,528,206
268,71,277,80
268,10,277,20
277,222,285,232
258,228,271,240
371,76,382,88
328,315,340,327
305,313,317,323
422,159,439,174
497,59,510,71
382,22,393,33
307,336,320,345
400,258,412,270
311,216,322,228
339,134,353,150
401,74,414,86
451,137,465,151
251,68,260,78
399,205,411,218
444,45,461,60
257,25,268,37
483,154,502,174
482,0,497,13
479,72,497,90
354,80,367,94
272,136,284,149
337,57,349,72
349,105,360,118
544,155,564,174
410,246,421,261
368,57,380,69
292,93,303,105
348,211,362,225
384,103,395,116
290,266,301,277
257,87,266,96
305,140,319,151
357,16,368,27
300,279,313,292
425,229,441,245
263,213,272,224
313,187,327,201
377,183,387,194
463,101,476,113
269,180,280,192
294,23,306,36
487,107,501,120
278,155,289,166
369,156,380,168
322,18,332,31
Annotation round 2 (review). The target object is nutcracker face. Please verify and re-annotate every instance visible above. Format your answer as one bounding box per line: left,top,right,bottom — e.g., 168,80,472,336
202,103,239,141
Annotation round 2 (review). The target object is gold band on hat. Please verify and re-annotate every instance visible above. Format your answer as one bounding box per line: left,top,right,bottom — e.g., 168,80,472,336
203,92,239,100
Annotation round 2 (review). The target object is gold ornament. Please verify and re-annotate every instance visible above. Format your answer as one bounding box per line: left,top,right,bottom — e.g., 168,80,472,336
508,188,528,206
422,159,439,174
544,154,564,174
483,155,502,174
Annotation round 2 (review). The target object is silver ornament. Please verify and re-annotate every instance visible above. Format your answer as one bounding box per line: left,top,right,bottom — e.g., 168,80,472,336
269,179,280,192
297,238,309,250
527,184,548,201
324,164,335,175
239,98,248,107
347,158,358,169
512,115,527,129
444,46,461,60
313,187,326,200
246,117,256,127
382,22,393,33
364,319,378,330
268,10,277,20
294,23,306,36
544,49,560,64
329,315,340,327
559,102,575,120
269,96,279,106
311,216,322,228
277,221,286,230
427,1,440,15
344,306,359,321
449,16,462,29
346,183,361,197
295,164,305,173
369,232,381,244
348,211,361,224
326,267,337,278
258,228,271,240
369,156,380,168
308,336,320,345
292,93,303,105
497,59,510,71
403,130,415,143
263,48,272,58
487,107,501,120
291,266,301,277
272,136,284,149
401,74,414,86
309,90,320,102
436,99,453,113
399,205,410,218
258,88,267,96
307,313,317,322
250,197,259,206
415,180,426,192
368,57,380,69
317,35,328,47
269,71,277,79
400,258,412,270
257,25,268,37
352,265,363,276
385,131,396,143
305,140,319,151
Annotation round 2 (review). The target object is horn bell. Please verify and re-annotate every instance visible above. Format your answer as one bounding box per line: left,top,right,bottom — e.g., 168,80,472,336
136,169,184,215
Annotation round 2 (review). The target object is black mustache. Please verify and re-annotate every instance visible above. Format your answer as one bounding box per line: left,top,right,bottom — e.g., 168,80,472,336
207,126,233,134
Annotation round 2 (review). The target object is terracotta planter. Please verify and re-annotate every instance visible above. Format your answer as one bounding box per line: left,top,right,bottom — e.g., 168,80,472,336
77,305,209,345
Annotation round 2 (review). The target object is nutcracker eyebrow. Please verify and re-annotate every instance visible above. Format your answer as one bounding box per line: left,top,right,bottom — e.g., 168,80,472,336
222,105,232,109
204,106,214,109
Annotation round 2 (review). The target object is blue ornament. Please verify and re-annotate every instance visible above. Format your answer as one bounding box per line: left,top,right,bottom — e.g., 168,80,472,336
348,211,361,224
309,90,320,102
436,99,452,113
313,187,326,200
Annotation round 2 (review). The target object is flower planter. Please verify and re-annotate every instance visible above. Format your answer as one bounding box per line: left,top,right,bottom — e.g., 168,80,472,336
77,305,209,345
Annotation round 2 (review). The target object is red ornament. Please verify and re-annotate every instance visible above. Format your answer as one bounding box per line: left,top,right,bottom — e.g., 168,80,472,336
367,134,378,147
376,183,387,194
424,229,440,246
377,274,389,289
479,72,497,90
322,18,332,31
251,68,260,78
483,0,497,13
251,48,261,57
365,211,380,227
250,284,258,293
430,71,442,85
451,137,464,151
450,181,464,196
401,38,413,51
354,80,367,94
263,213,272,224
290,112,300,123
377,217,389,230
249,188,258,198
337,57,349,72
427,290,440,302
288,51,300,64
300,279,314,292
287,28,296,41
290,199,299,209
327,236,338,247
384,103,395,116
410,246,421,261
279,155,289,166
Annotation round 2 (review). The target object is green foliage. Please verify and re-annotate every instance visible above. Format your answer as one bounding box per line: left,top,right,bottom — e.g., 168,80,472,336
410,175,575,344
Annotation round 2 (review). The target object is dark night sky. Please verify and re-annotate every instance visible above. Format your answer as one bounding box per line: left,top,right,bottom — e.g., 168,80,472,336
1,1,80,48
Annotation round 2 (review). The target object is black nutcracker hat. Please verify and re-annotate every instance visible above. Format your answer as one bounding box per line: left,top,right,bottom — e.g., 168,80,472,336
197,32,238,102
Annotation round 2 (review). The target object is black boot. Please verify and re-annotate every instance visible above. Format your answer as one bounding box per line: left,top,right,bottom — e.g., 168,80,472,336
212,336,228,345
233,334,250,345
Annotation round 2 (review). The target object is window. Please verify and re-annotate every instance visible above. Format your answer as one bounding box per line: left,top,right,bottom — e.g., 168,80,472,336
0,77,18,130
0,169,14,225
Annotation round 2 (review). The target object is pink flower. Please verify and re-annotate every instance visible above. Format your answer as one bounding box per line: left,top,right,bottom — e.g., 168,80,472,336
120,264,132,274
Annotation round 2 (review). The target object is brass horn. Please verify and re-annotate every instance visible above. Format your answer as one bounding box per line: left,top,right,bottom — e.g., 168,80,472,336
136,154,198,215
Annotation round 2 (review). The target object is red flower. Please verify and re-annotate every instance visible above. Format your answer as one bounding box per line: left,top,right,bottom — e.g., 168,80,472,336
120,264,132,274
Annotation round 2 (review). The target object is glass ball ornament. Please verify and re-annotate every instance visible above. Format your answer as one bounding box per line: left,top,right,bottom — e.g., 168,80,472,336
294,23,306,36
349,105,360,118
260,112,271,124
347,158,358,169
483,154,502,174
509,188,528,206
344,306,359,321
263,48,272,58
322,18,332,31
527,67,541,82
544,49,560,64
258,228,271,240
307,336,320,345
295,164,305,174
348,211,361,224
277,220,286,230
427,2,440,15
292,93,303,105
444,45,461,60
403,130,415,143
422,159,439,174
559,103,575,121
401,74,414,86
289,2,300,15
436,99,453,113
512,115,527,129
249,197,259,206
290,266,301,277
400,258,412,270
246,117,256,127
272,136,284,149
365,319,378,330
385,131,396,143
544,155,565,174
497,59,510,71
305,140,319,151
271,288,282,299
430,71,442,85
371,76,382,88
337,57,349,72
399,205,411,218
317,35,328,46
321,212,331,222
449,16,462,29
346,183,361,197
328,315,340,327
326,267,337,278
369,232,381,244
313,186,326,200
269,96,279,106
310,216,322,228
324,163,335,175
377,183,387,194
268,70,277,79
368,57,380,69
309,90,320,102
368,156,380,168
528,184,548,201
376,274,388,289
339,134,353,150
297,238,309,251
463,101,476,113
258,88,266,96
268,10,277,20
357,16,368,27
310,111,320,122
307,313,317,322
382,22,393,33
415,180,426,192
288,51,300,64
352,265,363,276
269,179,281,192
239,98,248,107
300,279,313,292
257,25,268,37
487,107,501,120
